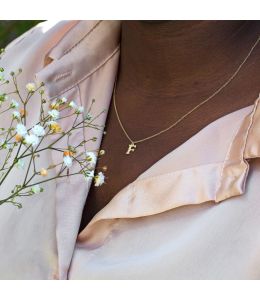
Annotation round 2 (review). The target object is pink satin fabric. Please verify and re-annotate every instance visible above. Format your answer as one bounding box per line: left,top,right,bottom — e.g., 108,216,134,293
0,20,260,279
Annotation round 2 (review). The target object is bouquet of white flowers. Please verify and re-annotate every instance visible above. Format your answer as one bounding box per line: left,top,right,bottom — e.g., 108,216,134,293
0,51,106,208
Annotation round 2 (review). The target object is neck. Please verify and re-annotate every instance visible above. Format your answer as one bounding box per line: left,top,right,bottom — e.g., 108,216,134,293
117,20,256,98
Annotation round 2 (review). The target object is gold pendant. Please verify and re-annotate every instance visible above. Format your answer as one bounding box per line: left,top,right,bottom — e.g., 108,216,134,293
126,142,137,155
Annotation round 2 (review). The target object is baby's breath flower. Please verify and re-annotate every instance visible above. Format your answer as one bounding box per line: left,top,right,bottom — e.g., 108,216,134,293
46,120,56,126
63,150,73,157
10,99,19,108
40,168,48,176
50,100,59,109
84,170,94,181
48,109,59,120
26,82,36,92
86,170,94,177
12,111,21,119
94,172,105,187
0,83,106,204
76,106,84,114
19,108,26,117
85,113,92,120
63,155,73,168
47,121,62,133
24,134,39,147
31,184,43,194
69,101,77,109
85,151,97,167
32,124,45,137
51,123,61,133
60,97,67,104
15,134,23,142
16,123,27,137
16,159,25,170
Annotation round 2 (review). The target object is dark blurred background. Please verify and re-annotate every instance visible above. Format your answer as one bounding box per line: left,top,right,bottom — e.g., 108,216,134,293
0,21,42,48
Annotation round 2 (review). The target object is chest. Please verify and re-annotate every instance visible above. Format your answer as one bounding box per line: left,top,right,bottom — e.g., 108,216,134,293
79,77,259,231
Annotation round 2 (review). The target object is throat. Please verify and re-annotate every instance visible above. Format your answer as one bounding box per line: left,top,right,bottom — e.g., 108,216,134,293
118,20,250,98
79,21,260,230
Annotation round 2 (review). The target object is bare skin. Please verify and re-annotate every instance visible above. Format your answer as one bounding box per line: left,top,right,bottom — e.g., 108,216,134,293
79,20,260,231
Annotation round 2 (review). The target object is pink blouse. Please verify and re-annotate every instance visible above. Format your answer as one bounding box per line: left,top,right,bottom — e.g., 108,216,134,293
0,20,260,279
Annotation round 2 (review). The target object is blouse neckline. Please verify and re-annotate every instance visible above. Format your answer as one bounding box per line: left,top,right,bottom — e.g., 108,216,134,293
32,20,260,276
77,94,260,247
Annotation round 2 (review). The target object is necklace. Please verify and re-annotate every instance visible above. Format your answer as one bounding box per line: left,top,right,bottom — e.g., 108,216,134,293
113,35,260,155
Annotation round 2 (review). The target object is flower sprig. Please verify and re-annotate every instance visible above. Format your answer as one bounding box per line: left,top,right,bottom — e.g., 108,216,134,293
0,67,107,208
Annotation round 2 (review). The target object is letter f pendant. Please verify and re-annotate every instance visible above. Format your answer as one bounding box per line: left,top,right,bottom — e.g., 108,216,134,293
126,142,137,155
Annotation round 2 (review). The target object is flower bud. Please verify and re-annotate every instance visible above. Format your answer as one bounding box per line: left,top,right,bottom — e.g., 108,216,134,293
40,168,48,176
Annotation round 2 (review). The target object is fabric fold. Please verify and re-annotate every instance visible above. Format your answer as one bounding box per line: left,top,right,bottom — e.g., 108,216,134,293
35,21,122,279
78,96,260,248
36,21,121,100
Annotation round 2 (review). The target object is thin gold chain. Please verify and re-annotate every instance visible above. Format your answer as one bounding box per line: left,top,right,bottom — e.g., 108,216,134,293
113,35,260,152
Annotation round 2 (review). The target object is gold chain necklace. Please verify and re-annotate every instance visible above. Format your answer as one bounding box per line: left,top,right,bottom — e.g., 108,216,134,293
113,35,260,155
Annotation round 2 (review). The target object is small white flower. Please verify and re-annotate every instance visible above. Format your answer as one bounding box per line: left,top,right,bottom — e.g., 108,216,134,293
48,109,59,120
50,100,59,109
10,99,19,108
63,155,73,168
46,120,57,126
86,170,94,177
94,172,105,187
76,106,84,114
85,151,97,167
24,134,39,147
16,123,27,137
40,168,48,176
32,124,45,137
12,111,21,119
46,120,62,133
26,82,36,92
31,184,42,194
69,101,77,109
16,159,25,170
85,113,92,120
84,170,94,181
60,97,67,103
